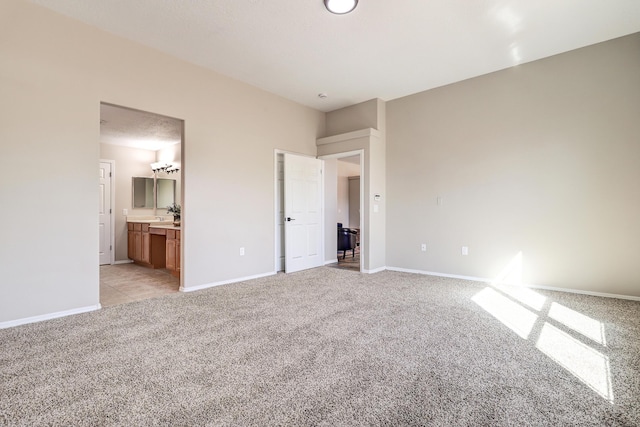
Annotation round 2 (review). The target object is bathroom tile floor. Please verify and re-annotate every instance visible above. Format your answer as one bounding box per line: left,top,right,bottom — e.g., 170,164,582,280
100,263,179,307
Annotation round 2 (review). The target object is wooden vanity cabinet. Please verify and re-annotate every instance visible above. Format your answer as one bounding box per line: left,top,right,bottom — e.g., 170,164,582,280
127,222,165,268
166,229,180,278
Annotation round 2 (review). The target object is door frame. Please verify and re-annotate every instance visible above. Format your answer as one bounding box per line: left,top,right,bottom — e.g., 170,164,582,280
99,159,116,265
318,149,364,273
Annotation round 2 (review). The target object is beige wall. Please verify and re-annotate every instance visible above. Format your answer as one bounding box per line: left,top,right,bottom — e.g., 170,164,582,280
386,33,640,297
325,99,382,137
0,0,323,324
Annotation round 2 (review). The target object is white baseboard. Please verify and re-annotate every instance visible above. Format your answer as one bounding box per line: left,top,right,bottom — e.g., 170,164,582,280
0,304,102,329
324,258,338,265
362,266,387,274
180,271,277,293
386,266,640,301
113,260,133,265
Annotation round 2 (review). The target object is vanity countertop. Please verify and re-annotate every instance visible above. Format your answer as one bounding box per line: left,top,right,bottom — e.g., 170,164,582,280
149,224,181,230
126,216,174,225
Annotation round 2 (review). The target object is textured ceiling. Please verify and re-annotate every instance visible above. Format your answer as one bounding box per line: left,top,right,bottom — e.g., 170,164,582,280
32,0,640,112
100,104,182,151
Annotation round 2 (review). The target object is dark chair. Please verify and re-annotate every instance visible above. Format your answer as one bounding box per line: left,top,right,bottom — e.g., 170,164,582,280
337,227,358,259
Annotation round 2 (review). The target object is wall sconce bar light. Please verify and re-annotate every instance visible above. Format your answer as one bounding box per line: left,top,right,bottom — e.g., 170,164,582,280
324,0,358,14
151,162,180,174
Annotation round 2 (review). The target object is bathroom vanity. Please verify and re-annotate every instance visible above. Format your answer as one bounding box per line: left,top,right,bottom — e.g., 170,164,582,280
127,220,181,277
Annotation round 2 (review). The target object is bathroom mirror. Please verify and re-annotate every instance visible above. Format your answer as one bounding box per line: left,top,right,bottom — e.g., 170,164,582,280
132,177,176,209
132,177,154,208
156,178,176,209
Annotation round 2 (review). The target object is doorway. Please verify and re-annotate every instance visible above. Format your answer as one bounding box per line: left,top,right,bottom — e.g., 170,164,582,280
275,150,364,273
274,151,324,274
335,155,362,271
99,103,184,307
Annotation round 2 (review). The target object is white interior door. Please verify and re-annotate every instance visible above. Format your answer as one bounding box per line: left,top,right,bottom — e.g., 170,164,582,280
99,162,112,265
284,153,323,273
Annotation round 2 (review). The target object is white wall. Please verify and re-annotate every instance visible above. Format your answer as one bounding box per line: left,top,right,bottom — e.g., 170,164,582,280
0,0,323,324
386,33,640,297
337,160,360,227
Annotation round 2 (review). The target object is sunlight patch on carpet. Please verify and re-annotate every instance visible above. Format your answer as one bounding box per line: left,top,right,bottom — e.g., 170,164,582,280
473,251,614,403
536,322,613,402
472,287,538,339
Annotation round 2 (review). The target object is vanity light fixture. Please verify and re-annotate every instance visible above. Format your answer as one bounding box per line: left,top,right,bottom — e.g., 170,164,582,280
324,0,358,15
151,162,180,174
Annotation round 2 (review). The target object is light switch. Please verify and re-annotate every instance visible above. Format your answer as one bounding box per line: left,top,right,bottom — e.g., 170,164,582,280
374,204,379,213
123,208,128,216
462,246,469,255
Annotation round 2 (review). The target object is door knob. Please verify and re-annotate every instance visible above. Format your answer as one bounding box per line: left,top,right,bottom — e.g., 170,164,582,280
286,217,296,222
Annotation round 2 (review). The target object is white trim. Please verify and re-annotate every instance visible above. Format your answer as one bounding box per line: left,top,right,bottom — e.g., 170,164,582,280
0,304,101,329
318,149,365,273
318,149,364,160
386,266,640,302
99,159,116,265
114,259,134,265
316,128,381,146
180,271,276,293
274,151,281,273
363,266,386,274
324,258,339,265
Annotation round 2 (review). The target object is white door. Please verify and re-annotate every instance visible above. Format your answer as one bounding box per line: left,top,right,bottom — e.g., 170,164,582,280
284,153,323,273
99,162,112,265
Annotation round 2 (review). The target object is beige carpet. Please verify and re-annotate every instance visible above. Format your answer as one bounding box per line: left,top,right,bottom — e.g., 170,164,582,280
1,268,639,426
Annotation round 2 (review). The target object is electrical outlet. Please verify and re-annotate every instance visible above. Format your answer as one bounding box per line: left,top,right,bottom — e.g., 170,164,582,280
462,246,469,256
239,247,245,256
421,243,427,252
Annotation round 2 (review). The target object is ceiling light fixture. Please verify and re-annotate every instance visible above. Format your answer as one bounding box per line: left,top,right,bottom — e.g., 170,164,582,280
324,0,358,15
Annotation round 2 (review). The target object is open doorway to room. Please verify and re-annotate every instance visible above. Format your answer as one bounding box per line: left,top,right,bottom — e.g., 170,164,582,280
332,155,362,271
99,103,184,307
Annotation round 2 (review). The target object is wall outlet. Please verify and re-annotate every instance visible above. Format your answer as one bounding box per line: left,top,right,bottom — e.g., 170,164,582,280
122,208,128,216
239,247,245,256
421,243,427,252
462,246,469,255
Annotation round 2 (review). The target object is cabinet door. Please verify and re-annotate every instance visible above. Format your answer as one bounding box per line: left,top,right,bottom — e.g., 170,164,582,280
128,230,135,260
166,238,176,271
133,231,142,261
141,232,150,263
